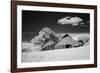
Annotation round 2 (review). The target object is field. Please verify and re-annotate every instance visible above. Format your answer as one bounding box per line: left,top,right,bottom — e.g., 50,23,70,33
22,33,90,62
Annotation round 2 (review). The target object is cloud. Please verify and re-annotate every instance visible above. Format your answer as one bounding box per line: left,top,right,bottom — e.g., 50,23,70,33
58,16,83,26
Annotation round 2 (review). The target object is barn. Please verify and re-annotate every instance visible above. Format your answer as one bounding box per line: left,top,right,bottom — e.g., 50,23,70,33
55,34,82,49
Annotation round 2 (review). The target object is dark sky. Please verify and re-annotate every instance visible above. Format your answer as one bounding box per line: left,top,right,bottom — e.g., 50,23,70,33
22,10,90,34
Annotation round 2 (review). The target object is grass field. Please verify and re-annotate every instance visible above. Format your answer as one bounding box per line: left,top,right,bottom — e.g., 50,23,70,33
22,33,90,62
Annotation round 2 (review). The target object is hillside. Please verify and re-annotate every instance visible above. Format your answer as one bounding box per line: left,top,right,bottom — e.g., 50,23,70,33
22,44,90,62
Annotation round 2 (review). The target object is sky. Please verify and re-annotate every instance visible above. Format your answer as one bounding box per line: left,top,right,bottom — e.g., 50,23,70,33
22,10,90,35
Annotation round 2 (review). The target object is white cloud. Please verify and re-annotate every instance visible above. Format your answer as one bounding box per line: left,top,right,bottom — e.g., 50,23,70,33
58,16,83,26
